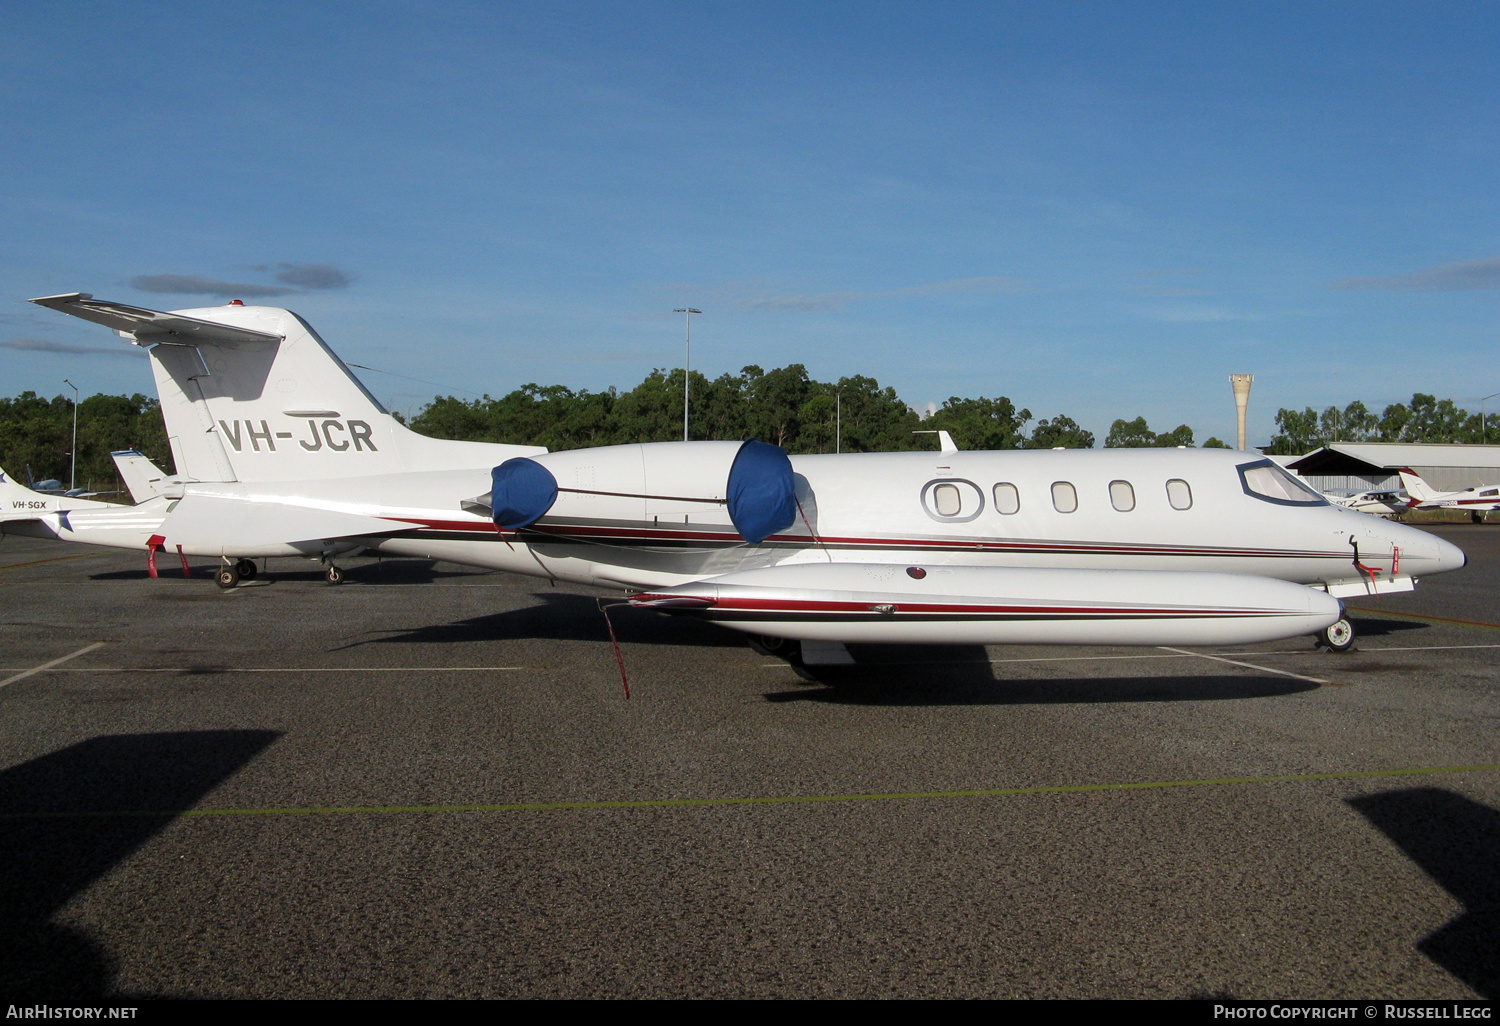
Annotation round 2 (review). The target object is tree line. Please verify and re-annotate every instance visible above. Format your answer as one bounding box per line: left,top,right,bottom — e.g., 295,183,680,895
1264,394,1498,455
396,363,1227,454
0,392,170,495
18,368,1487,489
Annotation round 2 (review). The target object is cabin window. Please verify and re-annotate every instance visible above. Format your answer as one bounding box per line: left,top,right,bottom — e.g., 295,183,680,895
1051,481,1077,513
1236,460,1326,507
1166,479,1193,510
992,482,1020,515
1109,480,1135,512
921,479,985,522
1482,488,1499,498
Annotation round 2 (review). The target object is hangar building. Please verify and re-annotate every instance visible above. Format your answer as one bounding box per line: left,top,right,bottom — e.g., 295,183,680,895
1286,443,1500,494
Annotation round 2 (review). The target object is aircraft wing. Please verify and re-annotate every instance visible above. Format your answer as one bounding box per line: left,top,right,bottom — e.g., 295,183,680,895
629,561,1341,648
159,493,417,550
29,293,283,346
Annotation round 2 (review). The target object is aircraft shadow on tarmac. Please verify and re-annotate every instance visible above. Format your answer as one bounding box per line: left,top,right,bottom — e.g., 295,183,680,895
0,730,279,1000
338,590,750,650
1348,788,1500,1000
767,644,1319,705
1346,616,1429,639
88,557,481,585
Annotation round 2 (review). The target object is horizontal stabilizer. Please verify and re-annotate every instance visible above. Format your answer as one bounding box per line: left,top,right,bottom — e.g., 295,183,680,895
29,293,283,346
160,493,415,551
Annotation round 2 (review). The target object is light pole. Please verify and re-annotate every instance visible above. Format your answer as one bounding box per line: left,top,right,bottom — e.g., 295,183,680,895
836,390,841,454
62,378,78,492
1482,391,1500,445
673,308,701,441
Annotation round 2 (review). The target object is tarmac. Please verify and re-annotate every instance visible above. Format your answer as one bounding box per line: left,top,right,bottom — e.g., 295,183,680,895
1,525,1497,998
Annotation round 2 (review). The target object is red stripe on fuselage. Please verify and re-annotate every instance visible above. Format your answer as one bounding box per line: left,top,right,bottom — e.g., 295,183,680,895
386,516,1343,561
630,593,1288,618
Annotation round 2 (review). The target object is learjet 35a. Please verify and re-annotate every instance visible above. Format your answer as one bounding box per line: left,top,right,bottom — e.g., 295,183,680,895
2,294,1466,655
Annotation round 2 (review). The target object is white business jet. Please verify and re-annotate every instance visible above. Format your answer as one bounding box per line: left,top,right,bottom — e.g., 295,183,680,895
1398,469,1500,524
2,294,1466,657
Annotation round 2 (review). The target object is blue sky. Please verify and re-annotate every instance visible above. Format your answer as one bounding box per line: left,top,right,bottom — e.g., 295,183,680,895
3,1,1497,444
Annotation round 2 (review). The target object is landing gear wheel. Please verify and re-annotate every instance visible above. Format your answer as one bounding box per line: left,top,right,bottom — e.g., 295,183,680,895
234,558,257,580
1473,511,1486,524
216,565,240,589
748,634,796,658
324,564,344,585
1319,617,1355,653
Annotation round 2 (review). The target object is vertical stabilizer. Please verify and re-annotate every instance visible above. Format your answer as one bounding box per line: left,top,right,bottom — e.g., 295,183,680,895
110,450,169,504
1398,468,1438,503
31,294,548,484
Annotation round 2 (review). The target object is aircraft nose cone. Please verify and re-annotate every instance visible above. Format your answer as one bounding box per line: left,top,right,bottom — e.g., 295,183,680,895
1433,534,1467,574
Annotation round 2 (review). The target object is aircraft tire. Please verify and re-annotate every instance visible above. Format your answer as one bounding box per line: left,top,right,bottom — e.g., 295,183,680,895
1473,511,1485,524
325,565,344,585
234,559,258,580
747,634,794,657
1319,617,1355,653
216,565,239,589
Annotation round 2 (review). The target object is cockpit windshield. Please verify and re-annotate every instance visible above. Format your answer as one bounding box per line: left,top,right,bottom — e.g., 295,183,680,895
1237,459,1328,506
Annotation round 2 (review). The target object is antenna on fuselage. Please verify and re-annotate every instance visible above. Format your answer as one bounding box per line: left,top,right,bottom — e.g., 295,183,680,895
913,430,958,454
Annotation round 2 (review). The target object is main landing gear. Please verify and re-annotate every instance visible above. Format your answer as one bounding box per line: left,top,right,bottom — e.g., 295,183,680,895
1317,617,1356,653
324,564,344,585
214,558,266,589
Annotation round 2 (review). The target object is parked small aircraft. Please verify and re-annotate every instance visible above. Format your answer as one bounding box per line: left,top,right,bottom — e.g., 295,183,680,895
2,294,1467,657
1326,489,1409,519
1398,469,1500,524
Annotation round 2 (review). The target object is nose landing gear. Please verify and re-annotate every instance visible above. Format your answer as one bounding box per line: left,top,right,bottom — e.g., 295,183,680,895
1317,617,1356,653
324,564,344,585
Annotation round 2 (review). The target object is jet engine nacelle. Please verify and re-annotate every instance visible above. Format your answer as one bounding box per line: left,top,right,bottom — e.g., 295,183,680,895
484,440,798,544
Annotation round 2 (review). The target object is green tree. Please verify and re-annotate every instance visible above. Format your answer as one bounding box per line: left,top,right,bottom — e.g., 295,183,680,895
1154,424,1195,447
1105,416,1157,447
1266,407,1321,455
1202,437,1230,449
924,396,1032,450
1026,414,1095,449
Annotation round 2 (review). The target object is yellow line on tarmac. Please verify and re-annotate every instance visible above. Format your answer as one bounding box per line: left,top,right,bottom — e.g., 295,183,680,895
1346,607,1500,632
0,552,95,572
4,764,1496,820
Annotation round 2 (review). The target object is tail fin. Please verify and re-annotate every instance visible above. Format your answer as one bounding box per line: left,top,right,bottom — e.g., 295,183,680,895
32,294,544,484
1398,468,1437,504
0,465,113,523
110,449,169,504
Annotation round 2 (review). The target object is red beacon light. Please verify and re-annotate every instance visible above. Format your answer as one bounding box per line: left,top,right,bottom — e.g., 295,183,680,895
228,299,244,306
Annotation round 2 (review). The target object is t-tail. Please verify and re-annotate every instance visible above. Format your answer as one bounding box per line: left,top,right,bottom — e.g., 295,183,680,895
31,294,543,486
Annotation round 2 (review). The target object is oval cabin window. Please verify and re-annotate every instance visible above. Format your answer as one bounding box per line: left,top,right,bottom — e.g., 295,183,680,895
992,482,1020,515
933,483,962,517
1109,480,1135,512
1166,478,1193,510
1051,481,1078,514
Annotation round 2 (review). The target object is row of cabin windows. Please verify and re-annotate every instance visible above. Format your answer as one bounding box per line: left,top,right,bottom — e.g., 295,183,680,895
929,479,1193,518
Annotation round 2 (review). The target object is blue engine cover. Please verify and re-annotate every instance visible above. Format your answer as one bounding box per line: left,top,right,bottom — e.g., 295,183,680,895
490,458,559,530
727,439,797,544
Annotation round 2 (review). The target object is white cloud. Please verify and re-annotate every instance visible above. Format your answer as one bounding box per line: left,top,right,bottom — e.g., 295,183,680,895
1330,256,1500,292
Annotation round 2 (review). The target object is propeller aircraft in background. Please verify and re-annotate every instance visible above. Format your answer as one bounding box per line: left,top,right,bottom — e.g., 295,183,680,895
1399,469,1500,524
